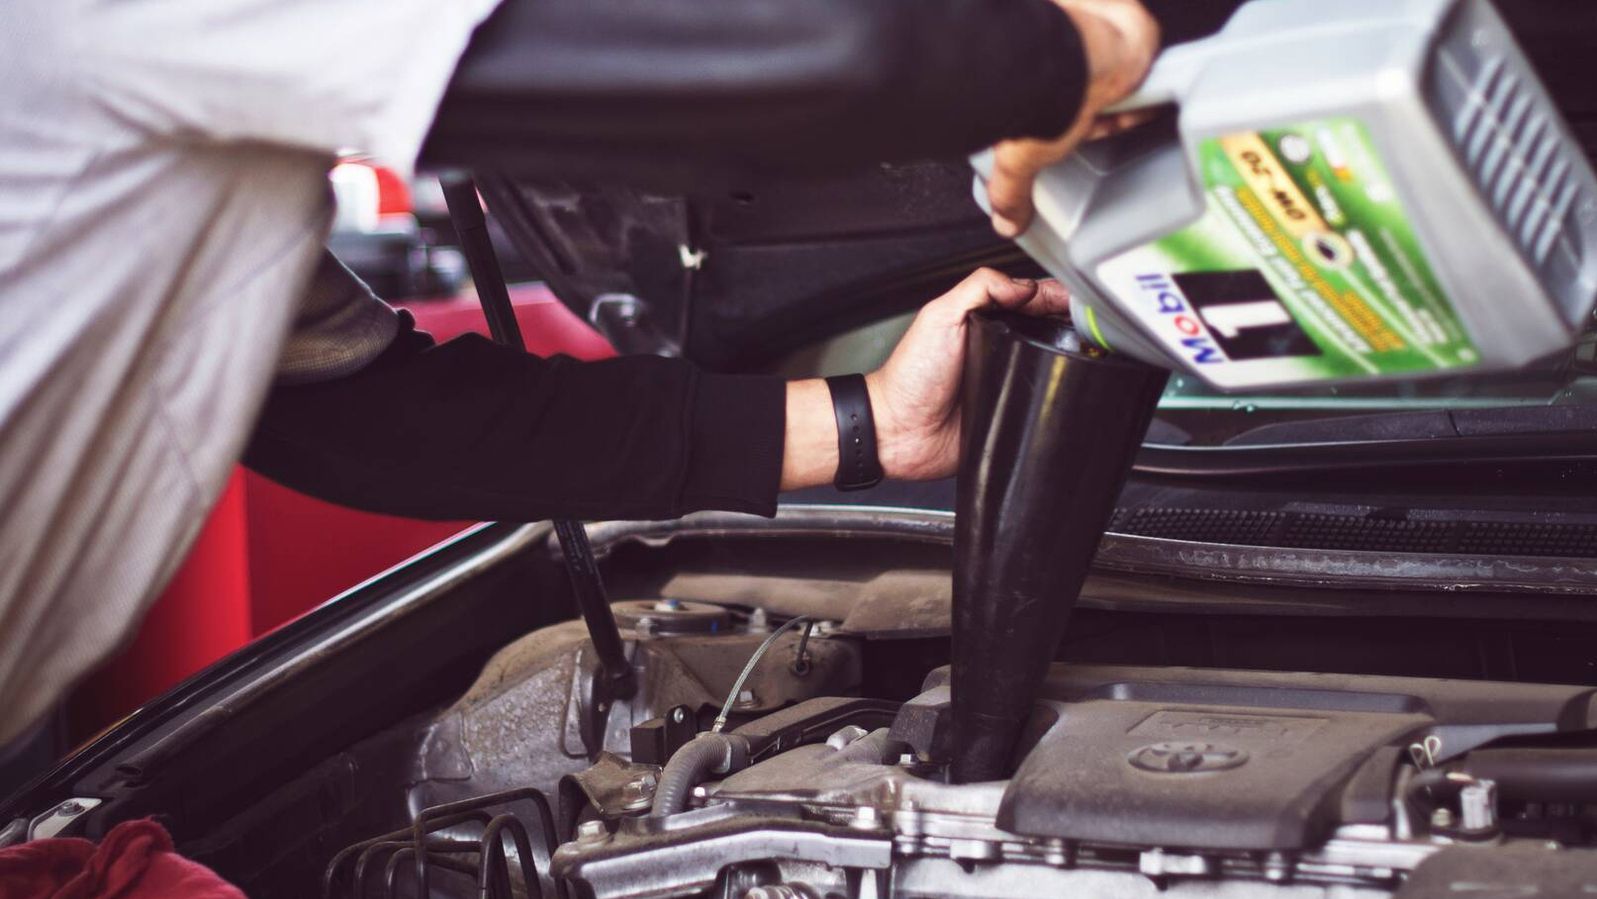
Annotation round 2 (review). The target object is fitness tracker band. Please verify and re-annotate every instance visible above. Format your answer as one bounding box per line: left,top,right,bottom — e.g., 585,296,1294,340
824,373,884,491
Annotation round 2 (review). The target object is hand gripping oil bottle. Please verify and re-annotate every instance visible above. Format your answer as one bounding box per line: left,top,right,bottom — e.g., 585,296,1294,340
977,0,1597,389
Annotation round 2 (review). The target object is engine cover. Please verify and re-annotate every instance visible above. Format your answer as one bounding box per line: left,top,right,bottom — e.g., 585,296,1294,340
924,665,1597,850
554,663,1597,899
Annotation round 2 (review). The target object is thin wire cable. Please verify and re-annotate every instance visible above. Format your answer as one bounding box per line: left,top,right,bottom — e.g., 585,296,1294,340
712,616,812,733
791,619,816,674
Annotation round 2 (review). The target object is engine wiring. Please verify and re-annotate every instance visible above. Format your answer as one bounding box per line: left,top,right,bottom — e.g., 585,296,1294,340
711,616,815,734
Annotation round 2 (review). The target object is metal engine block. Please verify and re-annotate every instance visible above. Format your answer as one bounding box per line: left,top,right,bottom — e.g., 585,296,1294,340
553,663,1597,899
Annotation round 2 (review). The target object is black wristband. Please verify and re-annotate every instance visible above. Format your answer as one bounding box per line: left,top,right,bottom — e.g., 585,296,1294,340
825,374,884,491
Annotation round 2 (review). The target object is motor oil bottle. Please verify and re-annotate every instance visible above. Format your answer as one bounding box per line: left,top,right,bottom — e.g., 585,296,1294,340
976,0,1597,389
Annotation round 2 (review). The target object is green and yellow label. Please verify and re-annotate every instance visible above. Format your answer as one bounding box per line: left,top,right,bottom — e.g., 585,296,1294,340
1097,118,1477,388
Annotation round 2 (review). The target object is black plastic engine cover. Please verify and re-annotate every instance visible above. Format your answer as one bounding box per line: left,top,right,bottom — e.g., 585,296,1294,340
1007,696,1423,849
921,664,1597,850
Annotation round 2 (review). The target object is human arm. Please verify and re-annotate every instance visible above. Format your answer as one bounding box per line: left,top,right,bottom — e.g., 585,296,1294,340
420,0,1093,174
246,318,787,521
245,263,1063,520
424,0,1157,231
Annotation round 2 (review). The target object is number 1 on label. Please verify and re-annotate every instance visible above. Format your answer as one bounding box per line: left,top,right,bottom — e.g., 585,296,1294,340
1198,300,1292,339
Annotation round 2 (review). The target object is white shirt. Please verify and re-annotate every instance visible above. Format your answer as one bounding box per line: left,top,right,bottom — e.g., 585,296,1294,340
0,0,503,743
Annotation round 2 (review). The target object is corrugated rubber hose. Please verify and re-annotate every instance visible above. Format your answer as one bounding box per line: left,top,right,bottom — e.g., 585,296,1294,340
651,734,740,817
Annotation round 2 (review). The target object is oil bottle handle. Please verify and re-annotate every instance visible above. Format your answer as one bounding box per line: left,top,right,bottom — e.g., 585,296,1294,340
1103,39,1214,115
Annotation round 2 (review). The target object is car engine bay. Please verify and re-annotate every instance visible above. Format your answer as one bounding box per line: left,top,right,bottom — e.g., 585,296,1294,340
104,504,1584,899
8,496,1595,899
300,566,1597,899
553,660,1597,899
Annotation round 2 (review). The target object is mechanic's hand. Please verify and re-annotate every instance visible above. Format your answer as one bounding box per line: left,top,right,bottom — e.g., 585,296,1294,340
868,269,1070,480
780,269,1070,490
987,0,1160,238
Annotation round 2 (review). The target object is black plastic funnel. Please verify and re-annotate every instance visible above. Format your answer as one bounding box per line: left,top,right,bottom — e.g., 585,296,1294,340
949,311,1168,783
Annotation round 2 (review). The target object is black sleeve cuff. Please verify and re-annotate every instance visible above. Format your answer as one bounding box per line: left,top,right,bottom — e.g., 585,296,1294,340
1005,0,1090,140
677,371,786,517
426,0,1091,172
874,0,1088,153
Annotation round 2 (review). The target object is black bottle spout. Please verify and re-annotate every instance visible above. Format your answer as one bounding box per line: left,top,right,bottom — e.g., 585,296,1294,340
948,311,1168,784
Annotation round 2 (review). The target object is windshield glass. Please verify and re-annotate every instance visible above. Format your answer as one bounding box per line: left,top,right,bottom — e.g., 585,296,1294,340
1151,335,1597,446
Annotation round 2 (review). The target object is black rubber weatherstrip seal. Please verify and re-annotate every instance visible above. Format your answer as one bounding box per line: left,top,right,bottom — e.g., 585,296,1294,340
1132,430,1597,481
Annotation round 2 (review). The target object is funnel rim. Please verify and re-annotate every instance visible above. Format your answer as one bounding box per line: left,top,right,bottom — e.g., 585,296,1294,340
973,309,1153,371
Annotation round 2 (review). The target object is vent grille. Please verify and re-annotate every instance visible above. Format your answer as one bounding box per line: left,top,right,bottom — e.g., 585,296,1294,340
1427,6,1597,322
1112,507,1597,559
1459,521,1597,557
1451,58,1583,269
1283,514,1455,554
1109,507,1282,545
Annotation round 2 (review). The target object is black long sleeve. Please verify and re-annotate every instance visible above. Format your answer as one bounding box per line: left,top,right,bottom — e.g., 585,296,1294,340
243,315,786,522
421,0,1088,173
274,0,1091,520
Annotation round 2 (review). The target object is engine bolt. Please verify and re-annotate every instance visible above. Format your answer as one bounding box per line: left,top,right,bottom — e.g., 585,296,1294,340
1431,807,1455,831
826,725,869,751
1262,851,1292,883
849,806,882,830
620,772,658,811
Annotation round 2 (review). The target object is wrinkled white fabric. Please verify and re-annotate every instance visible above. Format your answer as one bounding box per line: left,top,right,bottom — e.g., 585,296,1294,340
0,0,502,743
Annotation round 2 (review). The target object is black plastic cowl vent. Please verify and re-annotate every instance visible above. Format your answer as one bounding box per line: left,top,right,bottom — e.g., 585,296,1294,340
1111,506,1597,558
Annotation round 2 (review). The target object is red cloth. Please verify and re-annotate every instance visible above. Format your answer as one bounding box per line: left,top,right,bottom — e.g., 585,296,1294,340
0,819,243,899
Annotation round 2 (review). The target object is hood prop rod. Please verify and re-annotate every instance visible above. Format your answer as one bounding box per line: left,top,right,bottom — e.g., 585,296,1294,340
440,175,638,735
